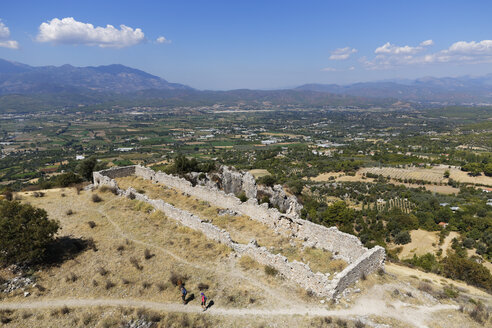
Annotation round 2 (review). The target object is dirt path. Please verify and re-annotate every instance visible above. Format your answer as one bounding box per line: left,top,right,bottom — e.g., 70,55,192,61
0,296,457,327
442,232,459,257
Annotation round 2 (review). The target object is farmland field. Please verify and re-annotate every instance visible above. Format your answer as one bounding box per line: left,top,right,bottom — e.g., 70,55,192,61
361,165,492,186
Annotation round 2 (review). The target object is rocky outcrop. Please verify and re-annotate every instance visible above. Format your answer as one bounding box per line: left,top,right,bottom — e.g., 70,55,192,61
188,166,258,200
258,184,303,215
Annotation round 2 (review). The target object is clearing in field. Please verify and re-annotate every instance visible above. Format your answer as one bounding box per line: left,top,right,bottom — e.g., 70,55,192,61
248,169,271,178
394,229,440,260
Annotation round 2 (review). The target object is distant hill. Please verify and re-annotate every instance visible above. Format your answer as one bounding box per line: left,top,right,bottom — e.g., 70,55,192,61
0,59,192,94
296,75,492,104
0,59,402,112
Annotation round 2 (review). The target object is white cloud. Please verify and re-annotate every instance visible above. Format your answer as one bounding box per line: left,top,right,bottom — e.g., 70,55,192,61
0,21,19,49
321,67,338,72
364,38,492,69
0,21,9,39
447,40,492,55
36,17,145,48
375,42,427,55
156,36,171,44
420,39,434,46
348,66,355,71
0,40,19,49
329,47,357,60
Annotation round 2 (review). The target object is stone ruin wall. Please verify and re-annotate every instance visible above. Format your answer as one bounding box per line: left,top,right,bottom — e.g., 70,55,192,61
93,166,385,298
134,165,368,263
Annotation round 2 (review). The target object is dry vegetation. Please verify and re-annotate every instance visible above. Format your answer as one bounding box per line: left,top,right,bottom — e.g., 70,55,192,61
115,175,345,274
0,186,490,327
361,165,492,187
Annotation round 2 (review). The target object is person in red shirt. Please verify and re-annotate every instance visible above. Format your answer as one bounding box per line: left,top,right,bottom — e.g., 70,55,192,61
200,292,207,311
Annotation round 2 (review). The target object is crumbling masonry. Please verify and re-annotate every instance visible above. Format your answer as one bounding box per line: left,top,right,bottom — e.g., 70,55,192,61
93,165,385,298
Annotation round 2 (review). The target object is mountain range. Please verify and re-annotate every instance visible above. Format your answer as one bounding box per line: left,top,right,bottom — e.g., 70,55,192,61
296,75,492,104
1,58,492,112
0,59,191,95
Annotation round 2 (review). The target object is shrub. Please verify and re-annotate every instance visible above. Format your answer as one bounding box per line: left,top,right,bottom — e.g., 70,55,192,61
442,287,459,298
355,320,366,328
4,191,12,201
86,237,98,252
60,306,70,315
0,200,59,266
87,221,96,229
144,248,154,260
91,194,102,203
142,281,152,289
394,230,411,245
105,280,115,290
469,301,488,324
264,265,278,276
97,267,109,276
65,209,74,216
156,282,166,291
418,282,433,294
238,192,248,203
33,191,45,198
65,272,78,283
197,282,209,291
100,186,118,195
130,257,143,270
170,272,188,286
82,313,94,325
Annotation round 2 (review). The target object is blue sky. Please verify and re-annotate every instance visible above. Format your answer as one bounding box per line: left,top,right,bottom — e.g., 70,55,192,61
1,0,492,89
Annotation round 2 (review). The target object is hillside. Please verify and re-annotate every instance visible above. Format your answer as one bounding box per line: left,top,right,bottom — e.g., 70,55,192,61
0,173,490,327
0,59,192,95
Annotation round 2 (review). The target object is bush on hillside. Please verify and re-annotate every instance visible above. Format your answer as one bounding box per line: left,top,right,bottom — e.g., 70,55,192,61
441,254,492,292
0,200,59,266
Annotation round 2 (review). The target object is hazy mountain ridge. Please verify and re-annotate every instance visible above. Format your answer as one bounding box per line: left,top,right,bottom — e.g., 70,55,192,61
0,59,192,94
296,75,492,103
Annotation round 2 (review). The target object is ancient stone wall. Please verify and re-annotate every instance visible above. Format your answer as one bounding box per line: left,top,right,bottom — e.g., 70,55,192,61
133,165,367,263
93,165,385,298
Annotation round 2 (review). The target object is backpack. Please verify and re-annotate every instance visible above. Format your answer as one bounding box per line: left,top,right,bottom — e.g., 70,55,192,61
181,287,187,295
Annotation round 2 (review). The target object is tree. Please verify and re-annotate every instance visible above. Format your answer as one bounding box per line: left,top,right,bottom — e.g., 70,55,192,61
442,254,492,292
76,158,97,181
484,163,492,177
0,200,59,266
55,172,83,187
394,230,411,245
258,175,276,187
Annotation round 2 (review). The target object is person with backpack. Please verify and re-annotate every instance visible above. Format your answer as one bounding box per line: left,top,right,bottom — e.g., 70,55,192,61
200,292,207,311
180,285,187,304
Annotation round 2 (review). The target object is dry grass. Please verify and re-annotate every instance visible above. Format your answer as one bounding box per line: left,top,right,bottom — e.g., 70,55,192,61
272,245,347,275
239,255,261,271
116,176,288,248
15,188,272,308
395,229,440,260
115,176,347,274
